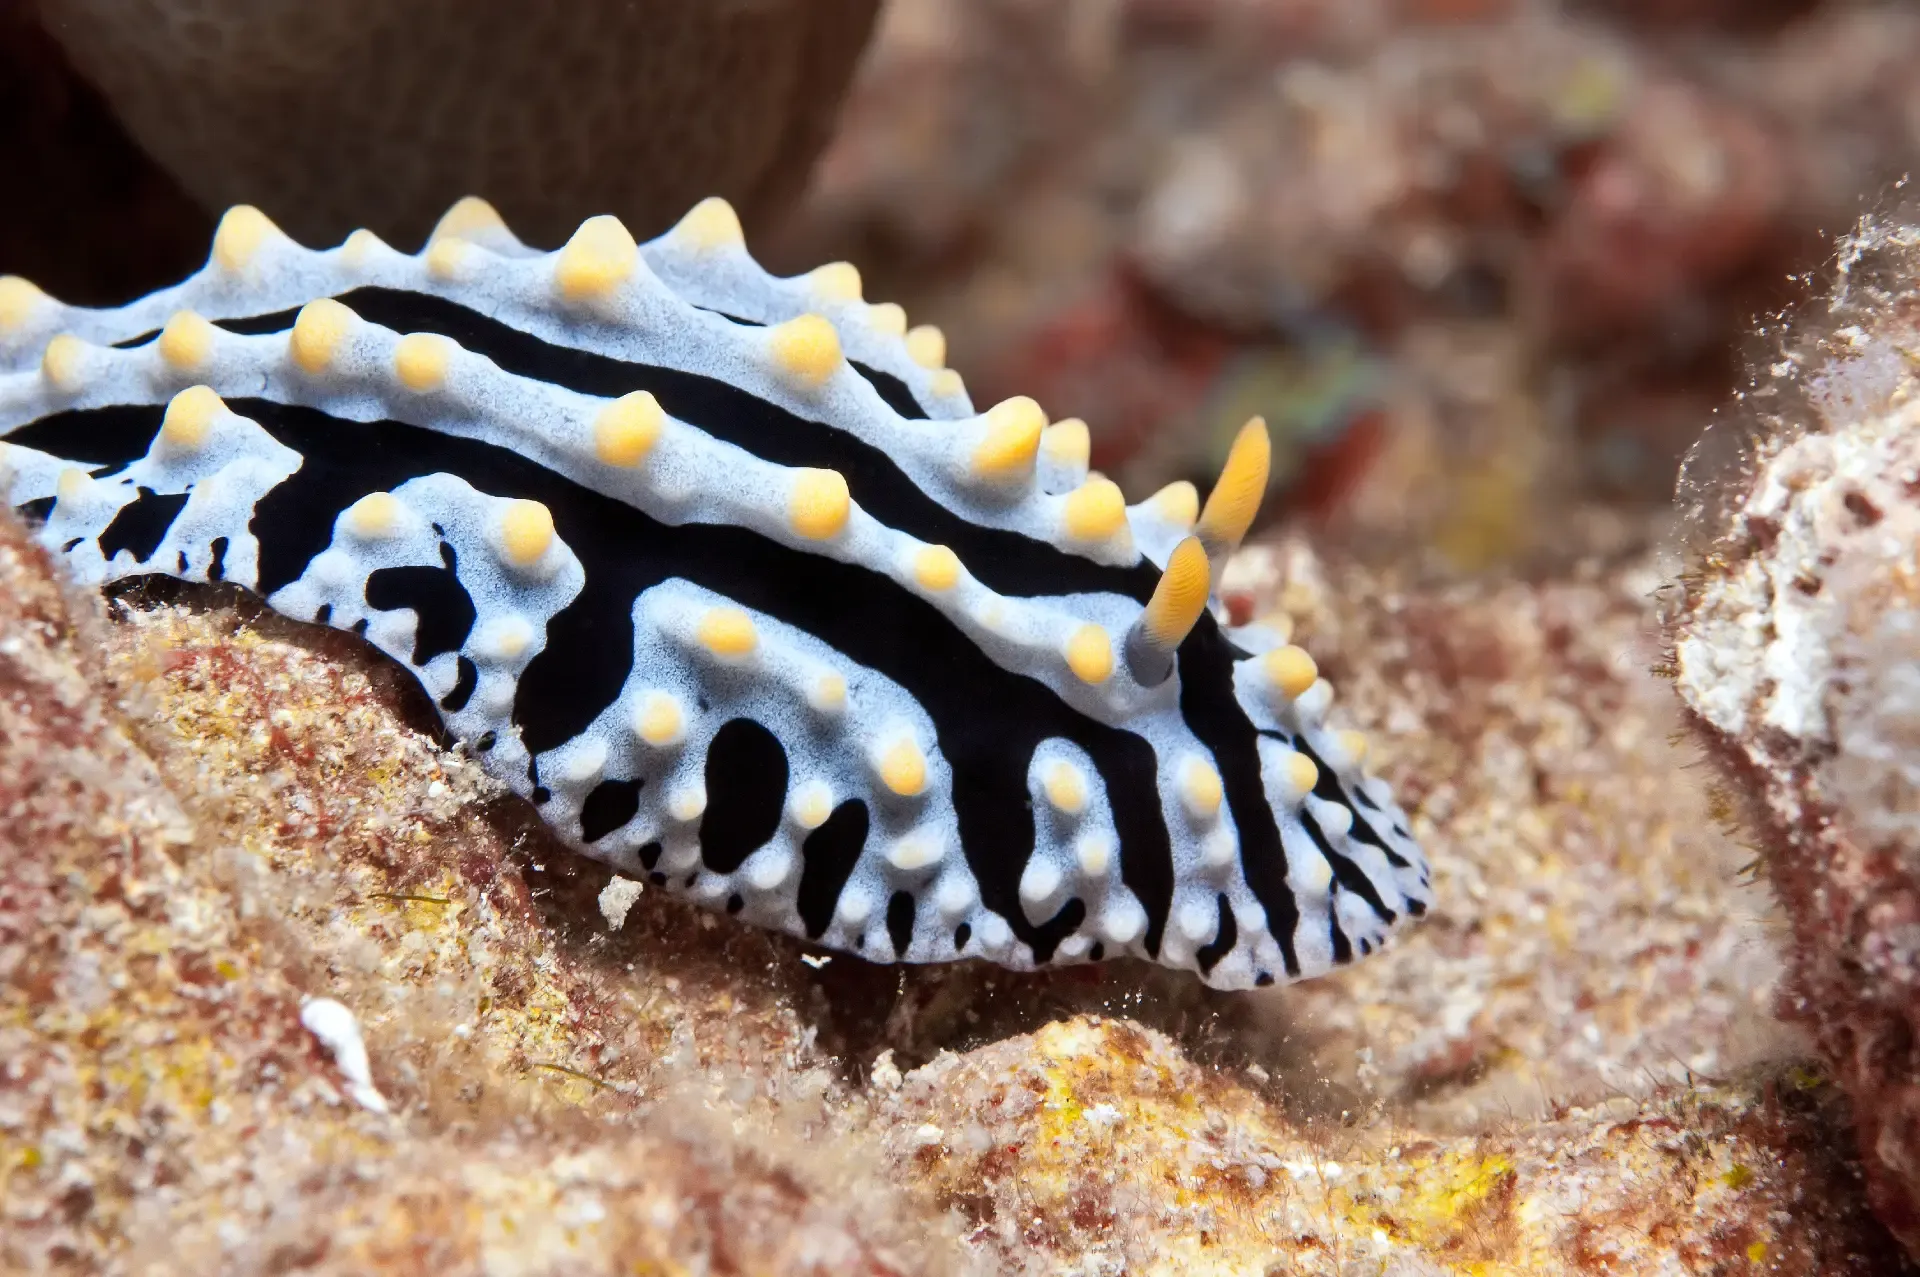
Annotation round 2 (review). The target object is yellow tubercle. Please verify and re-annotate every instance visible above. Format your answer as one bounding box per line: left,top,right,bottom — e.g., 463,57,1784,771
1075,832,1113,877
593,391,664,467
212,205,282,273
1042,761,1087,815
1065,624,1114,684
1263,645,1318,700
790,781,834,830
1138,537,1211,652
837,892,874,928
1293,846,1333,892
633,692,685,747
160,385,223,451
1180,757,1224,820
40,334,87,393
673,196,744,252
867,302,907,337
345,492,405,539
1337,729,1369,768
290,299,355,374
886,835,944,872
425,235,473,281
904,324,946,369
1150,480,1200,530
1195,416,1272,551
697,607,758,659
1062,476,1127,543
768,314,844,388
972,396,1046,479
877,738,928,797
790,468,851,539
0,275,47,334
667,783,707,822
430,196,508,245
1041,417,1091,470
809,672,848,713
157,311,215,371
1284,750,1320,796
930,368,965,399
55,466,93,503
340,228,386,267
554,214,638,302
806,261,862,302
913,544,962,592
476,616,533,662
393,332,453,392
497,499,555,567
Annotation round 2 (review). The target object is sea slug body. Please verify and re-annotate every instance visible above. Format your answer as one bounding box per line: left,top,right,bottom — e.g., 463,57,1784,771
0,197,1431,989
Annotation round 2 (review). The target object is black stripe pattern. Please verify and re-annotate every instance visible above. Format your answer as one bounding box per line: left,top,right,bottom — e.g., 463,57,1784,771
0,199,1433,988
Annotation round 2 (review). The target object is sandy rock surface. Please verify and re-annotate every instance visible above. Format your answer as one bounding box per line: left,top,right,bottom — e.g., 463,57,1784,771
0,519,951,1276
1,506,1908,1272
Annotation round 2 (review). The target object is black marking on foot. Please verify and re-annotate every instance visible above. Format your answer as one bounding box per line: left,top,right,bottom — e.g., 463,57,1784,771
1300,806,1396,926
1327,898,1353,966
439,656,477,712
1025,898,1088,965
1292,736,1411,870
1184,634,1296,976
886,890,916,958
796,800,869,940
361,540,476,666
1194,893,1237,976
579,776,645,843
698,718,789,875
97,486,188,563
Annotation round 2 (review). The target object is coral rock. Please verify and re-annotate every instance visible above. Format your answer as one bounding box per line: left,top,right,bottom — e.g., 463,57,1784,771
31,0,880,250
1671,213,1920,1255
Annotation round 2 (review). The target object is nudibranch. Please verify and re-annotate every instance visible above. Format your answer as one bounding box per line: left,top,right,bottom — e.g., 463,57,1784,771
0,197,1431,989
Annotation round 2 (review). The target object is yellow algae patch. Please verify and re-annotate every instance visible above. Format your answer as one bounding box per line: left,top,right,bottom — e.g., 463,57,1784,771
1342,1148,1518,1251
